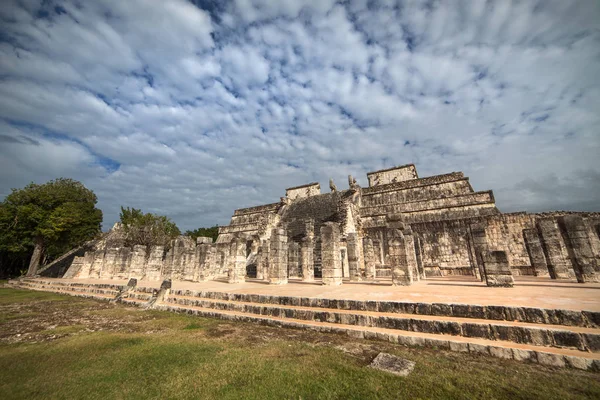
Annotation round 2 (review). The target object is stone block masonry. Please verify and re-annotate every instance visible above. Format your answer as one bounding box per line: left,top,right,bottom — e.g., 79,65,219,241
523,229,550,277
268,228,288,284
321,222,343,285
482,251,514,287
58,163,599,288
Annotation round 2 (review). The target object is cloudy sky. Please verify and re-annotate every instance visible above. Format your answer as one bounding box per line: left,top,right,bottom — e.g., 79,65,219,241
1,0,599,231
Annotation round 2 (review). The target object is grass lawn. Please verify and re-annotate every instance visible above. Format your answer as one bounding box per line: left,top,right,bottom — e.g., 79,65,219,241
0,287,599,399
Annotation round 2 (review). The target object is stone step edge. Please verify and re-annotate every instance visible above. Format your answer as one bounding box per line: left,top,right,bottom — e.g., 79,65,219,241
9,283,116,301
166,294,600,335
155,302,600,371
14,279,600,328
9,281,599,370
165,295,599,353
165,288,600,328
16,279,126,291
15,281,120,295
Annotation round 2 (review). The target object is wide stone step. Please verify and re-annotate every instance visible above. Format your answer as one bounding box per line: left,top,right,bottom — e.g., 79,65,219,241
164,294,600,352
10,283,116,301
167,288,600,328
155,302,600,371
14,281,120,297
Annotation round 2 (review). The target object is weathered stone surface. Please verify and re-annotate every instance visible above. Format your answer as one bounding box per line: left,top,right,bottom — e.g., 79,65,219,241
228,238,246,284
59,163,599,293
536,352,566,367
268,229,288,284
321,222,343,286
369,353,415,376
300,220,315,281
537,219,573,279
482,251,514,287
523,229,550,277
560,215,600,283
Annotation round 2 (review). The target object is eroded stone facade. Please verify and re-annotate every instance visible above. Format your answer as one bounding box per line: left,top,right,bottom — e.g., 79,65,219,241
63,164,600,285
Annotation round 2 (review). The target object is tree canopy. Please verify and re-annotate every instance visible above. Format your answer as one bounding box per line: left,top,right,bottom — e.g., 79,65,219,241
0,178,102,277
119,206,180,248
184,225,219,243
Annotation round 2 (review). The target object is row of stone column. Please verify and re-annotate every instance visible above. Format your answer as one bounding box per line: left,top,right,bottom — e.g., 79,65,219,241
470,215,600,287
525,216,600,283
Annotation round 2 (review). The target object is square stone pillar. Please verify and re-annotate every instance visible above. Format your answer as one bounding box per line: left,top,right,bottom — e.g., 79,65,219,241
321,222,343,286
536,219,573,279
523,229,550,277
196,243,216,281
415,236,426,280
387,229,412,286
347,232,363,281
260,239,270,281
403,228,419,282
300,240,314,282
145,246,164,281
470,223,488,281
363,237,377,280
269,228,288,284
560,216,600,283
288,242,300,278
228,238,246,284
128,245,147,279
482,251,514,287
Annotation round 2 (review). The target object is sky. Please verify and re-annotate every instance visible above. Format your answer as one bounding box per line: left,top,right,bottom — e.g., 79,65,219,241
0,0,599,232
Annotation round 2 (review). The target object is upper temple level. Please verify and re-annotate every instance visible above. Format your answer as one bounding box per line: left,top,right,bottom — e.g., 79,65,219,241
216,164,499,242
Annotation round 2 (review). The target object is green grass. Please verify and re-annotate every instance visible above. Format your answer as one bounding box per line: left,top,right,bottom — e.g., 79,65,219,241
0,287,599,400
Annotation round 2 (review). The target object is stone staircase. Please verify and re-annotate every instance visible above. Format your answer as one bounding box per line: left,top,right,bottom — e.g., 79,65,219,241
7,277,600,371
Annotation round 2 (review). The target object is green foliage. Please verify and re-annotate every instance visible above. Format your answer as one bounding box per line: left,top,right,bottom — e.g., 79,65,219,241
0,178,102,277
119,207,180,248
184,225,219,243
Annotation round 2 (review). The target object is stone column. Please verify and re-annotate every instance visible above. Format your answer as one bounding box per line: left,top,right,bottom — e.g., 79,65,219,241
415,236,426,280
470,223,488,281
300,237,314,282
482,251,514,287
536,219,573,279
260,240,270,281
403,228,419,282
114,248,132,280
347,232,363,281
388,229,412,286
320,222,343,285
128,245,147,279
268,228,288,284
145,246,165,281
560,216,600,283
228,238,246,283
287,242,300,278
196,243,215,281
523,229,550,277
363,237,377,280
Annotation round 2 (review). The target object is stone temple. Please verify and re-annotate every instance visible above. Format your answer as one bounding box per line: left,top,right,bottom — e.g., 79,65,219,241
15,164,600,370
43,163,600,287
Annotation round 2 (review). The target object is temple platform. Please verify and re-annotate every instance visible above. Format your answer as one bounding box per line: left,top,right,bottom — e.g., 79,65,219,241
8,276,600,371
21,275,600,311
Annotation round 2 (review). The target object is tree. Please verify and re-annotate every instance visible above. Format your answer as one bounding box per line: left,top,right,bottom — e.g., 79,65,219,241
119,207,180,248
0,178,103,277
184,225,219,243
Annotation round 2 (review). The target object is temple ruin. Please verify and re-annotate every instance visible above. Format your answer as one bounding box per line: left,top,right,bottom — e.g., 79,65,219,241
50,164,600,286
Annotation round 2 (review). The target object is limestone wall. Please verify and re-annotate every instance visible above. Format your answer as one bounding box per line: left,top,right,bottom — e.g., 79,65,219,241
285,182,321,200
367,164,418,186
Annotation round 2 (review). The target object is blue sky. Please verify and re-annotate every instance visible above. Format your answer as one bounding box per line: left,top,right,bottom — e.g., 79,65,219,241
0,0,599,231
